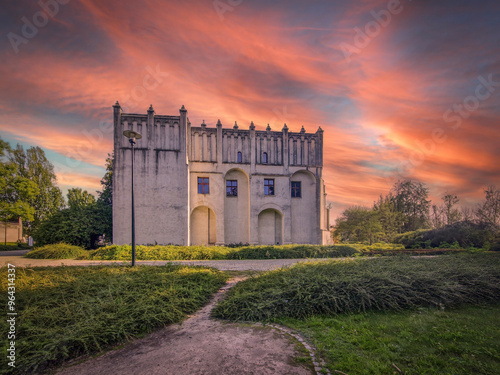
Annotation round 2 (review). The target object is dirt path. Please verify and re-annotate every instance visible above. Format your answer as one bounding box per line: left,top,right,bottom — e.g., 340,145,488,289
55,278,319,375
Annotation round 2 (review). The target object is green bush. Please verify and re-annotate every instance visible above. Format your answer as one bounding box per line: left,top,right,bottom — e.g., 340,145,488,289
226,244,359,259
25,243,88,259
33,203,111,249
349,243,405,252
212,253,500,321
88,244,232,260
394,222,499,249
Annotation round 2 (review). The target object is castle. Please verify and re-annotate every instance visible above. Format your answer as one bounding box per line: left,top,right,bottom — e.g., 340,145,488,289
112,103,331,246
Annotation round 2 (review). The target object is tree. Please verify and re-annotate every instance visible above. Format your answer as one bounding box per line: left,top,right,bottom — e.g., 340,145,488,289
476,186,500,226
372,193,404,242
391,179,431,232
96,153,113,242
33,154,113,248
9,145,64,230
67,188,96,209
334,206,383,244
441,193,462,225
0,139,39,243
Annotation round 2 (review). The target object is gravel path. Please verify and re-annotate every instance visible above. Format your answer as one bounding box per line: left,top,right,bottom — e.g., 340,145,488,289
0,255,336,271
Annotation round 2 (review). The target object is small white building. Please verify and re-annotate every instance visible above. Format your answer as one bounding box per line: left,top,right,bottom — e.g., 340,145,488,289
112,103,331,246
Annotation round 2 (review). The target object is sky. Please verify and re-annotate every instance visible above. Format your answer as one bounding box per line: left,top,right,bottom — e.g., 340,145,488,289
1,0,499,220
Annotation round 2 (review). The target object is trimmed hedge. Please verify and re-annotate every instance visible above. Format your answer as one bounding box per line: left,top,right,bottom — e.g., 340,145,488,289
86,244,360,261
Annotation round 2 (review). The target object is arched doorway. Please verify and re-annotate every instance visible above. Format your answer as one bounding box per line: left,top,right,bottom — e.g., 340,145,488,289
258,209,283,245
190,206,216,245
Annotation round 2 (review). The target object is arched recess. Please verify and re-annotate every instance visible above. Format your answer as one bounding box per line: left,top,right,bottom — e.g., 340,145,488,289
258,208,283,245
224,168,250,244
290,170,317,244
190,206,216,245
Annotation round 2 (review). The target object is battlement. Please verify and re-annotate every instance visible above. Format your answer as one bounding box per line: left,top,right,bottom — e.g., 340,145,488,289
113,103,323,167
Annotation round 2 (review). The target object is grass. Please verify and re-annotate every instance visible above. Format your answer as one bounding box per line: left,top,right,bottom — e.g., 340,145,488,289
279,305,500,375
212,253,500,321
24,243,87,259
0,265,228,374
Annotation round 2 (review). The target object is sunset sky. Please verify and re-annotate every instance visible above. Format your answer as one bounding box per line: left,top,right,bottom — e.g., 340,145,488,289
1,0,499,219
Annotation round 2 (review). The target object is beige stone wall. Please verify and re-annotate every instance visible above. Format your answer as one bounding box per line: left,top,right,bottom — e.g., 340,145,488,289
113,104,331,246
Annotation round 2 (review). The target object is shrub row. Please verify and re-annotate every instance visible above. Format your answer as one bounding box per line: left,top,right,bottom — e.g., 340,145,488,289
212,253,500,321
82,244,360,260
393,222,500,250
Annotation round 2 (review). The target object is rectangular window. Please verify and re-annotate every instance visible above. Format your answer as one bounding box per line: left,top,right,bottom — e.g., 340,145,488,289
291,181,301,198
226,180,238,197
198,177,209,194
264,179,274,196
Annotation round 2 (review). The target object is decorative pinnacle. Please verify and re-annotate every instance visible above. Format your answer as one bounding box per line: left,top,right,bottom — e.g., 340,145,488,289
216,119,222,127
300,125,305,133
233,121,238,129
148,104,154,112
317,126,323,133
201,120,206,127
180,105,187,112
282,123,288,131
249,121,255,130
266,123,271,131
114,100,120,107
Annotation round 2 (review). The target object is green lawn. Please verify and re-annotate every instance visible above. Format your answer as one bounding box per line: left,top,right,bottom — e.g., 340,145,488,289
0,265,228,375
280,305,500,375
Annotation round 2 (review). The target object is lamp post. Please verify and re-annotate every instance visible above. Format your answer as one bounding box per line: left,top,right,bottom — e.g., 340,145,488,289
123,130,142,266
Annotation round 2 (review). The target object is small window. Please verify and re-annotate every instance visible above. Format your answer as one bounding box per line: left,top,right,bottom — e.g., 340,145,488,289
198,177,209,194
226,180,238,197
264,179,274,196
291,181,301,198
237,151,242,163
262,152,268,164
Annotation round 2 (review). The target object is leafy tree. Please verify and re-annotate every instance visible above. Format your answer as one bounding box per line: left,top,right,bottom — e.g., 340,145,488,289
334,206,382,244
97,152,113,207
391,179,431,232
0,138,39,243
96,152,113,241
9,145,64,230
33,154,113,248
373,193,403,242
476,186,500,226
67,188,96,209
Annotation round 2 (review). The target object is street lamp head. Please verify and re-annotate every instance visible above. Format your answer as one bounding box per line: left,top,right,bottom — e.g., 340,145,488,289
123,130,142,140
123,130,142,146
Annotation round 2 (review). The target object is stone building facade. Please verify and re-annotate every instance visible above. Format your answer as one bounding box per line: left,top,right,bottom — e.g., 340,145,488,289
113,103,331,246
